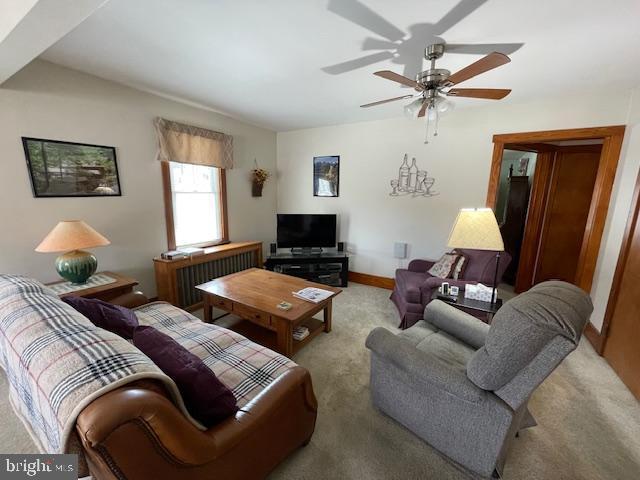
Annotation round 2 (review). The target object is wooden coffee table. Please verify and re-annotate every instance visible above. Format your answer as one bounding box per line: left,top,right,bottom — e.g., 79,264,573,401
196,268,341,357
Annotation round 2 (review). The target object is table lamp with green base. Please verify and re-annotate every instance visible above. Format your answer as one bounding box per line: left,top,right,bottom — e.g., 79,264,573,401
35,220,111,285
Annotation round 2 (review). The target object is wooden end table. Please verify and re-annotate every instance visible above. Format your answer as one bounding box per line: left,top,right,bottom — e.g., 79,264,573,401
196,268,341,358
46,271,139,301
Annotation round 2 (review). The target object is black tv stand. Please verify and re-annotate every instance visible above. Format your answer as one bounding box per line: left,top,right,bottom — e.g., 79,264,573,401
264,251,348,287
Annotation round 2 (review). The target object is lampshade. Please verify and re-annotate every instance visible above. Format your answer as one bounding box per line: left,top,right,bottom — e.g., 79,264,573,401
447,208,504,251
35,220,110,253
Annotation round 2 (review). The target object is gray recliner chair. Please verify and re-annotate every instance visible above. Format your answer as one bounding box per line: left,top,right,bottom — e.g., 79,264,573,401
365,281,593,478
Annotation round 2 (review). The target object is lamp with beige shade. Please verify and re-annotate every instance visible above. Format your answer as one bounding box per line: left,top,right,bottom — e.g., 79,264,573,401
35,220,110,284
447,208,504,303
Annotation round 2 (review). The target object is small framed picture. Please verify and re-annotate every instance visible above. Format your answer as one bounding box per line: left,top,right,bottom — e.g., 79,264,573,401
518,157,530,176
313,155,339,197
22,137,121,198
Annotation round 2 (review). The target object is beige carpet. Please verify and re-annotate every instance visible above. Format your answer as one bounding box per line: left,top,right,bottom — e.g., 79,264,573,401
1,283,639,479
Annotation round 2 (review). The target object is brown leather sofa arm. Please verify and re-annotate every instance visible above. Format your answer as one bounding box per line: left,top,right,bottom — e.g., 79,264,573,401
214,367,317,456
108,291,149,308
76,366,316,468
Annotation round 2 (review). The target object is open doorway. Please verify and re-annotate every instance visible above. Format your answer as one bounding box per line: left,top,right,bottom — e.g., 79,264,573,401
495,148,537,287
487,126,625,294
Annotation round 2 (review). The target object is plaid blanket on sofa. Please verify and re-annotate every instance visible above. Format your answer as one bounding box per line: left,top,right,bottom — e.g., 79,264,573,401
0,274,197,462
134,302,297,408
0,274,298,464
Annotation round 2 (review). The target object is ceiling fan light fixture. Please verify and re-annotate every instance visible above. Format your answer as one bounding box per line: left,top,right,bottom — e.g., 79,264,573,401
437,97,455,115
403,98,424,119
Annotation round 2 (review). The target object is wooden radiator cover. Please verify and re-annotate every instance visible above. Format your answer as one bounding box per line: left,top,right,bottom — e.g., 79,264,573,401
153,241,262,310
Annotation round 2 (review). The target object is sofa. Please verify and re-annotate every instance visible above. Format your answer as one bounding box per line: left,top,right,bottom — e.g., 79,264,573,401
366,281,592,478
391,249,511,329
0,275,317,480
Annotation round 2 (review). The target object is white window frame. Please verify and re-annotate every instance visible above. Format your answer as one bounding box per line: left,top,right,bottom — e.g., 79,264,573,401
161,161,228,250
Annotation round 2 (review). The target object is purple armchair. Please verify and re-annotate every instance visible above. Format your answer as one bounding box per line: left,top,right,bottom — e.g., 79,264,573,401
390,249,512,329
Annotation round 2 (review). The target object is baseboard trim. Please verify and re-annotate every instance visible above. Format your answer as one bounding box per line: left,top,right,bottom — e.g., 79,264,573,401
348,271,395,290
584,322,606,354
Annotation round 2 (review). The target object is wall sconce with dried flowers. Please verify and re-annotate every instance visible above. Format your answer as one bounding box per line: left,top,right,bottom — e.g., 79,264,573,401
251,159,270,197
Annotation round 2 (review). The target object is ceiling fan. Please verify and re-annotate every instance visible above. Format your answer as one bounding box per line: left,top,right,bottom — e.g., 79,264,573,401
361,43,513,143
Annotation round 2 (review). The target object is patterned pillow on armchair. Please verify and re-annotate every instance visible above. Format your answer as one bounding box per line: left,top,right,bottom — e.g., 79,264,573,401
451,252,468,279
427,252,460,279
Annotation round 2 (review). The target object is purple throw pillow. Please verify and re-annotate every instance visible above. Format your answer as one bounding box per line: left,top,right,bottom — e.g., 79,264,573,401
132,325,238,426
62,296,139,339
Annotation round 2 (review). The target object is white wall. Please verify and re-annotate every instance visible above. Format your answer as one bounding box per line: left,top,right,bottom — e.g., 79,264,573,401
0,0,38,41
0,60,277,296
590,87,640,330
277,89,637,331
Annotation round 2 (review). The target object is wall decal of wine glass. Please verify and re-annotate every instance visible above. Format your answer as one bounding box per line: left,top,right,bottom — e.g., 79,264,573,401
390,179,399,196
391,154,439,197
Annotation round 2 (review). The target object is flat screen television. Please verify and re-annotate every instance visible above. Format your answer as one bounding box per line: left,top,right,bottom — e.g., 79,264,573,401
277,214,336,248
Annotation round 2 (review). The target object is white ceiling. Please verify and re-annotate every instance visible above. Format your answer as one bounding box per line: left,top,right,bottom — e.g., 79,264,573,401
40,0,640,131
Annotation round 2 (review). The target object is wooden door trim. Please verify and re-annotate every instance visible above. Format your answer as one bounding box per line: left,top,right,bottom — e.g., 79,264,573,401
574,133,625,291
487,125,626,294
492,125,625,144
584,322,606,353
599,167,640,354
486,142,505,207
487,126,625,205
505,142,557,153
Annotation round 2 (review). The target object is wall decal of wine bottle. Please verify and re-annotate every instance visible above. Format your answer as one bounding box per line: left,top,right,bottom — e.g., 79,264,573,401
390,154,439,197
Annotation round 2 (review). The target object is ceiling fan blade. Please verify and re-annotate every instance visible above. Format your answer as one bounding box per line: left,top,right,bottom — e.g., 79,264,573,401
374,70,424,90
360,95,414,108
417,101,428,118
447,88,512,99
447,52,511,85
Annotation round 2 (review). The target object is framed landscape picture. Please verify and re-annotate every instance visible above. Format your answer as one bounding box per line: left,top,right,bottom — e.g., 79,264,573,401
313,155,339,197
22,137,121,198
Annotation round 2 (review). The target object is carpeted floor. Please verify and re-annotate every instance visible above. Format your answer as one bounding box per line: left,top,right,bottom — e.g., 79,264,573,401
1,283,639,479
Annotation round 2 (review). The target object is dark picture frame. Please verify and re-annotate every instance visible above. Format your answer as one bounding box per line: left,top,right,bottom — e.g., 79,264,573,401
22,137,122,198
313,155,340,197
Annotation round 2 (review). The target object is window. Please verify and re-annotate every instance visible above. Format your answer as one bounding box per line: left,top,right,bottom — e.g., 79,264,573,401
162,161,228,249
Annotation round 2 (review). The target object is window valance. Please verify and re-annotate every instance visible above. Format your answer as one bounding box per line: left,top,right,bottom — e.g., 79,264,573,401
154,117,233,169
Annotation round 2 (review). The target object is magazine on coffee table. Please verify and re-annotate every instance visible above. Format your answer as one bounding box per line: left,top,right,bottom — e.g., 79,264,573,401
292,287,334,304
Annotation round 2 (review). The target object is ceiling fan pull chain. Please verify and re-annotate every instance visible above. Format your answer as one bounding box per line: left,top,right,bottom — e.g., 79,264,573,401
434,109,440,137
424,114,430,144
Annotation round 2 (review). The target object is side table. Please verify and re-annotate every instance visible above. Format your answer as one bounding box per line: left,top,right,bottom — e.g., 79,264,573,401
433,293,503,323
46,271,139,301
